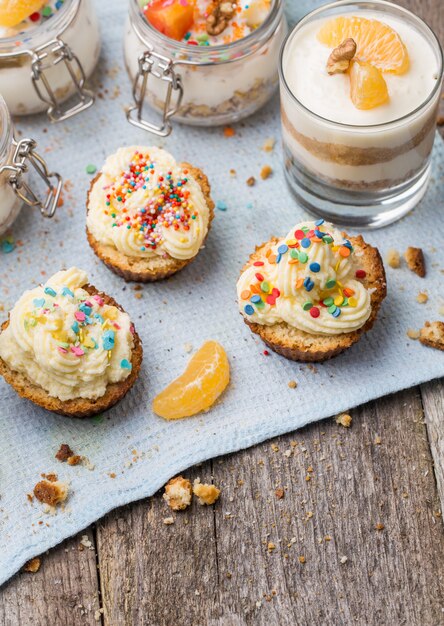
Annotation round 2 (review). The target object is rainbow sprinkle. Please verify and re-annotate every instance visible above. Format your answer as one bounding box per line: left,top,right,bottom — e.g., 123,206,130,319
103,151,197,253
242,220,368,320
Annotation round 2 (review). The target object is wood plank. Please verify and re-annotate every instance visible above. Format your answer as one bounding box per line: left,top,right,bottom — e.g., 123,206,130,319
97,389,444,626
0,530,101,626
421,379,444,507
212,389,444,626
96,464,219,626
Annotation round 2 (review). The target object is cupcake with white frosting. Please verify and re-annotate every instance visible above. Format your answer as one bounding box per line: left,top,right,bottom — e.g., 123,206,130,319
237,220,386,361
86,146,214,282
0,268,142,417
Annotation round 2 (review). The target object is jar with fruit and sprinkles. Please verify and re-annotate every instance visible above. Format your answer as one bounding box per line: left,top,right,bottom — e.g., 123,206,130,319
124,0,287,135
0,0,101,120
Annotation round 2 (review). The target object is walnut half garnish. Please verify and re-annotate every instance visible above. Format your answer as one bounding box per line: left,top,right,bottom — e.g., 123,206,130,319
206,0,237,36
327,38,357,75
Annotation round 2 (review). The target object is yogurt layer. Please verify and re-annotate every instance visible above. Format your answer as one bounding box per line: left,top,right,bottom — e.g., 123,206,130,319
237,220,372,335
282,11,439,125
0,268,135,401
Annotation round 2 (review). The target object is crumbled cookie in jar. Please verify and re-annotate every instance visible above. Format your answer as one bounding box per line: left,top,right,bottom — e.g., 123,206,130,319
163,476,192,511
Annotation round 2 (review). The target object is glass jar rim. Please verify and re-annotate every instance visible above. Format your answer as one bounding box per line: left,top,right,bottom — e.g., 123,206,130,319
129,0,283,61
278,0,444,131
0,0,79,54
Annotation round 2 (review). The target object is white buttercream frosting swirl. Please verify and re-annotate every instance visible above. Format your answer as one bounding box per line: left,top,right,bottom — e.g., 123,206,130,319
0,268,135,401
86,146,210,261
237,221,372,335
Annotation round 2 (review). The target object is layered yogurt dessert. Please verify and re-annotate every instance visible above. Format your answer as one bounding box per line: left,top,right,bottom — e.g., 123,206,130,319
0,0,100,117
124,0,287,130
279,1,443,227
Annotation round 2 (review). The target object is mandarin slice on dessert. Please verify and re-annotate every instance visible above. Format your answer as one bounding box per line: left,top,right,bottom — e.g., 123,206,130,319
152,341,230,420
349,60,389,110
318,16,409,74
144,0,195,41
0,0,46,27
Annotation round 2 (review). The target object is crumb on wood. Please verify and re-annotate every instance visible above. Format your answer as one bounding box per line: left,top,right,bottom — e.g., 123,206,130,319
298,555,306,564
55,443,74,462
275,488,284,499
374,522,385,531
419,321,444,351
163,516,175,525
374,436,382,445
404,246,426,277
336,413,352,428
193,478,221,505
33,480,68,506
23,557,41,573
386,249,400,269
267,542,276,553
260,165,273,180
163,476,192,511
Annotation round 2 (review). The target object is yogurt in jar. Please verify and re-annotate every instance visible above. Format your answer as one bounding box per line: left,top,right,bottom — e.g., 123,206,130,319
0,0,101,118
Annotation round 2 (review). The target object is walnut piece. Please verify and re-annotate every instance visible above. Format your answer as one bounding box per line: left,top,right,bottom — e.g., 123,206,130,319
193,479,221,505
327,38,357,75
404,246,426,277
33,480,69,507
206,1,237,36
419,321,444,351
163,476,192,511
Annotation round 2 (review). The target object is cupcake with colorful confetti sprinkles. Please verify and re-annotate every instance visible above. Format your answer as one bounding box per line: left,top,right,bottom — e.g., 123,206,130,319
0,268,142,417
86,146,214,282
237,220,386,361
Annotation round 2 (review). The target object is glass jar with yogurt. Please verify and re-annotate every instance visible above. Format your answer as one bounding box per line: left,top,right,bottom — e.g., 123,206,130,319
124,0,287,136
0,95,62,235
0,0,101,121
279,0,444,228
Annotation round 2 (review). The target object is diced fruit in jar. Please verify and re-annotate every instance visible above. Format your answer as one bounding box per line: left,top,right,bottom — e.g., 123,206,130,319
152,340,230,420
0,0,46,27
144,0,195,41
244,0,271,28
318,16,409,75
349,60,389,110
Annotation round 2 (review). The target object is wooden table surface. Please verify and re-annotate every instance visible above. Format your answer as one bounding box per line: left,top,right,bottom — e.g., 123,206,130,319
2,1,444,624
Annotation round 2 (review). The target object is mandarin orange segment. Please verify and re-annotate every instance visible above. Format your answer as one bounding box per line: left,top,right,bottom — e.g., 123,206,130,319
152,341,230,420
349,61,389,110
318,16,409,74
0,0,47,27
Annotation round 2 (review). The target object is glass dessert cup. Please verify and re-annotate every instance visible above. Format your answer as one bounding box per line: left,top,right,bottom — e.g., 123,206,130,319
0,0,101,121
0,95,62,235
279,0,444,229
124,0,287,136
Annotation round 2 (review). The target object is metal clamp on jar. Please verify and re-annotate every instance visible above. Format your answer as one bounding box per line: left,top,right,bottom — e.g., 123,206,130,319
0,96,62,235
124,0,287,136
0,0,101,121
